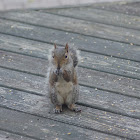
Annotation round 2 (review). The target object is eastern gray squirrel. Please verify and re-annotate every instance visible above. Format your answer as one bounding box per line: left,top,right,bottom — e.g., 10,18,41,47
48,43,81,113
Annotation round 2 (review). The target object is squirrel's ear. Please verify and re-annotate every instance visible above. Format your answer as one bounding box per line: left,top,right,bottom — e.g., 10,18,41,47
65,43,69,52
54,43,57,49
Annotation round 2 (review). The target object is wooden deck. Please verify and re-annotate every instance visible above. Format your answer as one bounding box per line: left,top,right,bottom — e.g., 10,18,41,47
0,1,140,140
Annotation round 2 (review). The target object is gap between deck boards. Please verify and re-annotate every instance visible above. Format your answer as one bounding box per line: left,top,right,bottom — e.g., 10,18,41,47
1,32,140,64
1,83,140,120
0,33,139,82
0,19,140,63
0,4,140,140
0,64,140,120
43,10,140,31
0,106,130,140
0,35,140,100
1,14,140,46
0,50,140,100
89,2,140,17
0,49,140,81
0,129,38,140
0,86,140,140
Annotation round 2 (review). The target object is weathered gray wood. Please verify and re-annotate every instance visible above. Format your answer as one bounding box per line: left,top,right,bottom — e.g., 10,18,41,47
0,34,51,59
1,12,140,45
90,2,140,16
0,50,48,76
0,87,140,140
80,52,140,80
1,66,140,118
0,108,120,140
0,5,140,140
79,86,140,119
126,2,140,8
0,130,35,140
44,7,140,30
1,42,140,81
0,25,140,63
0,57,140,98
0,67,45,95
79,67,140,98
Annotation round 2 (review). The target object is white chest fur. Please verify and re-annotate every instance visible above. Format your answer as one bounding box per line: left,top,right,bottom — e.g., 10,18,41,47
56,80,73,99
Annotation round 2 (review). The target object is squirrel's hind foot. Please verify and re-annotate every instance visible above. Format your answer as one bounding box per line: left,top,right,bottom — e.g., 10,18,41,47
54,105,62,113
68,104,81,112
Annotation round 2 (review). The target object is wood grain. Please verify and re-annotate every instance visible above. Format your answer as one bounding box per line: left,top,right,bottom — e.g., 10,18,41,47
90,2,140,16
0,107,120,140
44,7,140,30
0,40,140,80
0,87,140,139
0,12,140,45
0,23,140,63
0,3,140,139
0,130,34,140
0,65,140,118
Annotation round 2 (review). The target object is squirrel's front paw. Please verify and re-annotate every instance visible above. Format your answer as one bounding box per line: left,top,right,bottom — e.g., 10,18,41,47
54,69,63,75
54,69,59,75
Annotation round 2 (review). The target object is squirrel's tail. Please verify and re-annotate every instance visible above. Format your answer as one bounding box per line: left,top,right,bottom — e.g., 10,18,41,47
70,48,81,68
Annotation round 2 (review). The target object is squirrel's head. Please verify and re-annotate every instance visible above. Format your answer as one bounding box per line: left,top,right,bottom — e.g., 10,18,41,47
50,43,71,70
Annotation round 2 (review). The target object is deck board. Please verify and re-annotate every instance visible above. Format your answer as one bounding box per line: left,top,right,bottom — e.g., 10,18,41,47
1,12,140,45
0,130,35,140
1,58,140,99
1,72,140,119
90,2,140,16
1,87,140,140
1,107,121,140
0,26,140,63
0,1,140,139
42,7,140,30
0,63,140,118
0,39,140,80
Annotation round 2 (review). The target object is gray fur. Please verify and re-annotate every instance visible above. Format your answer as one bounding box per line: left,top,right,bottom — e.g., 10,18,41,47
69,48,78,67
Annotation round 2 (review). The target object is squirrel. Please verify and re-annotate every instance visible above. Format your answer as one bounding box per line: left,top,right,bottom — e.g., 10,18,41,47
48,43,81,113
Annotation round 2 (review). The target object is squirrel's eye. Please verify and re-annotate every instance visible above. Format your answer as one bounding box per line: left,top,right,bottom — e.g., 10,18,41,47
65,55,67,58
